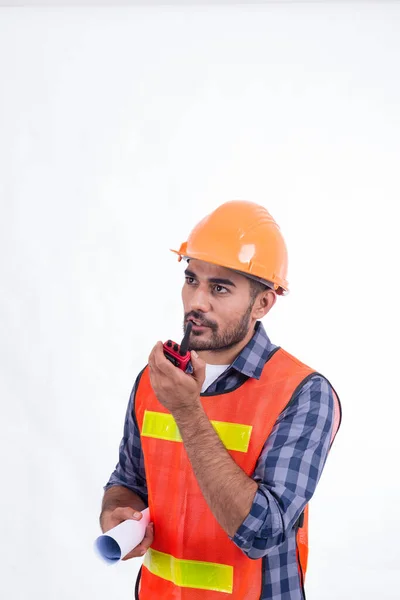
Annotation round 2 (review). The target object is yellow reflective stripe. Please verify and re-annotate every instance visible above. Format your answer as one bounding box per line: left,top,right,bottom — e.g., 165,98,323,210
212,419,252,453
142,411,182,443
144,548,234,594
141,410,252,452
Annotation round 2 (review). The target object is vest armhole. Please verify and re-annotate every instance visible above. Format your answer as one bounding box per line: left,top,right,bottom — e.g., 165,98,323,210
281,371,322,415
134,564,142,600
320,375,343,445
295,510,305,529
131,365,148,432
264,345,281,365
261,556,266,599
282,372,343,444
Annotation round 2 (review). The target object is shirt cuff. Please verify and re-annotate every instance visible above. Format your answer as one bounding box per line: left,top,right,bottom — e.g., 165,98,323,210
231,486,270,553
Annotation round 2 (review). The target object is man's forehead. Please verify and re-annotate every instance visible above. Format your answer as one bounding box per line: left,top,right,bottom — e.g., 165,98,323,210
185,259,245,282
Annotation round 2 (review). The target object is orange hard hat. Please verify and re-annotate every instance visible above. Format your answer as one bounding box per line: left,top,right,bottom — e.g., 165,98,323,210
170,201,289,295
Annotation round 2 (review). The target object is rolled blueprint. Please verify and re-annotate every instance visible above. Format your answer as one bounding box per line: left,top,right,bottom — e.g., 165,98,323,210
95,508,150,564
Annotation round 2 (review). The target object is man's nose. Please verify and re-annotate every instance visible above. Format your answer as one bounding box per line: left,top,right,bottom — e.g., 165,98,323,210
189,286,211,313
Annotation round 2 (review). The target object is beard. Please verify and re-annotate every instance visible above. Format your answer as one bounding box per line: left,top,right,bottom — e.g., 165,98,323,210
183,302,254,352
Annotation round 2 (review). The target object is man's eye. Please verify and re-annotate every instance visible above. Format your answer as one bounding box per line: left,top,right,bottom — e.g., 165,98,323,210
213,284,228,294
185,276,196,285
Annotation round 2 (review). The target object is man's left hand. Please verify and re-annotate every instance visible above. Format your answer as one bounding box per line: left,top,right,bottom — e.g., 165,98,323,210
148,342,206,415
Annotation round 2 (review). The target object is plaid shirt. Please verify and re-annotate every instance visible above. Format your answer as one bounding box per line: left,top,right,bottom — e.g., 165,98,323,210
104,321,336,600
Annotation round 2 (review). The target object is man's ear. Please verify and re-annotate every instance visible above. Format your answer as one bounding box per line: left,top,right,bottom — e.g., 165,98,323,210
253,290,277,319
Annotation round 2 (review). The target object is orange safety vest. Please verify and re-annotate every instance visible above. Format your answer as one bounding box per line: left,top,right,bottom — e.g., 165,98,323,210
134,347,342,599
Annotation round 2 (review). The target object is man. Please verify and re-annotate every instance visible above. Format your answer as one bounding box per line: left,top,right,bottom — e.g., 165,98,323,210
99,201,342,600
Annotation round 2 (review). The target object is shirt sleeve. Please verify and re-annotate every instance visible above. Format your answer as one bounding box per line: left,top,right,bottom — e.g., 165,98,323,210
103,371,148,505
231,374,335,559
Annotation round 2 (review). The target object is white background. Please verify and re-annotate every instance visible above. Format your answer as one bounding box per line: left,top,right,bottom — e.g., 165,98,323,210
1,3,399,599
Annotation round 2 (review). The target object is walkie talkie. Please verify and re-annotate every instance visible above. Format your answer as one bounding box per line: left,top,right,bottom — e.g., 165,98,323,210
163,322,193,371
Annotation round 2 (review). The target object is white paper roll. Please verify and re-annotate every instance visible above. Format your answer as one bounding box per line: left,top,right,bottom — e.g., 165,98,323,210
95,507,150,564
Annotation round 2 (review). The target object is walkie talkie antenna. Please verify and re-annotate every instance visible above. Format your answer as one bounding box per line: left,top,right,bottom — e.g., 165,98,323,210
179,322,193,356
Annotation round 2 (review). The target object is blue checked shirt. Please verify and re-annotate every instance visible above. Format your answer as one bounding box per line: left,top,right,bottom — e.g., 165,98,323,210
104,321,337,600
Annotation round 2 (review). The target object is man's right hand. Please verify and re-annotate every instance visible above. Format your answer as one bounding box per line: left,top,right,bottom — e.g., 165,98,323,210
100,506,154,561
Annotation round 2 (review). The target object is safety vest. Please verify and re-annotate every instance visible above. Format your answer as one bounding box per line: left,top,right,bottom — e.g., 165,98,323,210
134,347,342,599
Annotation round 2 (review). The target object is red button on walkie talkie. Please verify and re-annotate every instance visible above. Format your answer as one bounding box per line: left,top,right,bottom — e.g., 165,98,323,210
163,322,192,371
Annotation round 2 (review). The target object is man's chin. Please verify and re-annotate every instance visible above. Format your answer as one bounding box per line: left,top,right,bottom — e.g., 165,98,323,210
190,344,213,352
190,338,214,351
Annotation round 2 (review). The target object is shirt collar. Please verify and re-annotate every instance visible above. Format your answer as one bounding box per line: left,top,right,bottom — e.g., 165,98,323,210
230,320,278,380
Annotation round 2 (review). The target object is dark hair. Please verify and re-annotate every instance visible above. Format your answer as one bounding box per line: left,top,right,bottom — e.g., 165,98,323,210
248,278,271,302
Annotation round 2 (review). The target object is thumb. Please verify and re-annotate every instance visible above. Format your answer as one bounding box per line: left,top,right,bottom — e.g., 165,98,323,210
191,350,206,384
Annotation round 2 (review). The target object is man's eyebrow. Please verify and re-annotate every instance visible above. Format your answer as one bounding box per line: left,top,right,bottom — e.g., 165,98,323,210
184,269,236,288
208,277,236,287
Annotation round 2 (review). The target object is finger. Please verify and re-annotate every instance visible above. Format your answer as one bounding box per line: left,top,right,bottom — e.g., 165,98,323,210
112,507,143,522
148,343,161,369
121,523,154,561
101,507,143,534
121,547,144,561
153,342,176,375
136,522,155,554
190,350,206,385
121,522,154,561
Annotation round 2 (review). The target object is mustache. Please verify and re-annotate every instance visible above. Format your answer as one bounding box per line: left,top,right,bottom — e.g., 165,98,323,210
185,312,218,330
